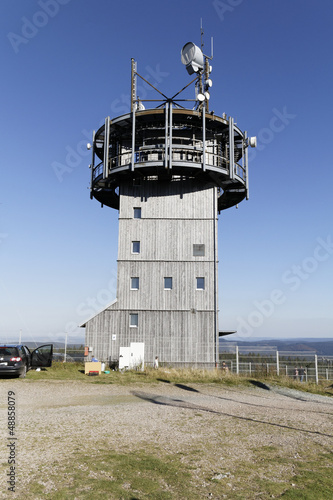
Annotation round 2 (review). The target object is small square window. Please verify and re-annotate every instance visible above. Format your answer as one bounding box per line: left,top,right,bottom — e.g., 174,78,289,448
132,241,140,253
164,277,173,289
193,244,205,256
196,277,205,290
131,277,139,290
130,313,138,327
134,207,141,219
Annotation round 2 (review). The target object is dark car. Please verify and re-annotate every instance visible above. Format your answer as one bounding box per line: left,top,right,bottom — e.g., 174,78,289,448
0,344,53,378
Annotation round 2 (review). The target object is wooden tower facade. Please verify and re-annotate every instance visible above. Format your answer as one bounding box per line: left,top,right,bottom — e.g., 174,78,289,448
81,50,256,367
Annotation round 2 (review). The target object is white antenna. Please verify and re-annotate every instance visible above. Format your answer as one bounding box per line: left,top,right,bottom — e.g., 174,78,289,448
180,23,214,108
200,20,213,60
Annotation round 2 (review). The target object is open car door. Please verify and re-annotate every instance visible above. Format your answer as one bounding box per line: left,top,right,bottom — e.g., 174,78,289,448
31,344,53,368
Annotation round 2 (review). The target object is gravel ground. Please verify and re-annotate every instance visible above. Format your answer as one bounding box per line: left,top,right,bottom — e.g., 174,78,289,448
0,379,332,498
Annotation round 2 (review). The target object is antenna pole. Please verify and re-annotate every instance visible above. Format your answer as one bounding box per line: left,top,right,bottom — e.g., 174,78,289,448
200,18,204,50
131,58,137,112
205,58,210,112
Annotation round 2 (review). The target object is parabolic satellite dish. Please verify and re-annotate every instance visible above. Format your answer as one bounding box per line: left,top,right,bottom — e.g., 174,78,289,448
181,42,204,75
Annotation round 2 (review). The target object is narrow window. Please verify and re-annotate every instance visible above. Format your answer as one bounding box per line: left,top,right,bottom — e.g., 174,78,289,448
164,277,173,290
133,207,141,219
130,313,138,327
193,244,205,256
132,241,140,254
131,277,139,290
196,277,205,290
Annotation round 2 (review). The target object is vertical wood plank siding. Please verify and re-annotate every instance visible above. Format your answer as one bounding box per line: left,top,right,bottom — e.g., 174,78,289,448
85,177,218,367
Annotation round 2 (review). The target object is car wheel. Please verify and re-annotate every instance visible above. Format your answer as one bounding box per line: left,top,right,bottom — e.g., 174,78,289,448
19,366,27,378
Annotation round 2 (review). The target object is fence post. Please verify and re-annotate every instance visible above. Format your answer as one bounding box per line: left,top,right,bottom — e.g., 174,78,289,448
64,332,67,363
276,350,279,376
315,355,318,384
249,362,251,375
236,346,239,375
326,368,328,381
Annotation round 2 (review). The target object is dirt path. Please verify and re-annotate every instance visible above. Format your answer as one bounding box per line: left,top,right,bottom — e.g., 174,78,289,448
0,380,332,498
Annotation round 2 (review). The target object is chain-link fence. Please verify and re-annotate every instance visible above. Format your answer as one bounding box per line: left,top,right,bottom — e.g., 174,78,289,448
220,343,333,384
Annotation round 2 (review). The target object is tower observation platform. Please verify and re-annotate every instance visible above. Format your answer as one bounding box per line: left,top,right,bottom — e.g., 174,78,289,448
91,106,250,211
82,44,256,368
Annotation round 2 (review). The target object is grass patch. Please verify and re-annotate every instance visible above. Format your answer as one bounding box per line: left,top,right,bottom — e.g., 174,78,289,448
19,362,333,397
203,446,333,499
12,446,333,500
257,374,333,397
27,449,199,499
24,361,86,381
281,452,333,499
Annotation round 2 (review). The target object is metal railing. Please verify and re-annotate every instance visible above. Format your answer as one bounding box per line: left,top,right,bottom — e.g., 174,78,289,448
93,153,246,182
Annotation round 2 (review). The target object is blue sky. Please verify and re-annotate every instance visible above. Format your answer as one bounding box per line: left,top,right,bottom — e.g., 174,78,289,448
1,0,332,344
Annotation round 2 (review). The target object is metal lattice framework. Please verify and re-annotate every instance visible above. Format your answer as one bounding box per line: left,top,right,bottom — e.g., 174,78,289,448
89,59,253,212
